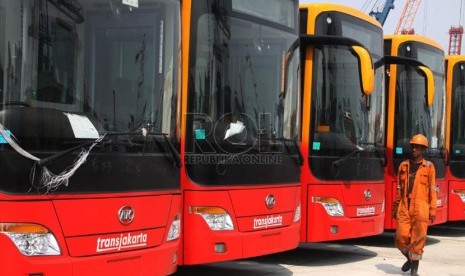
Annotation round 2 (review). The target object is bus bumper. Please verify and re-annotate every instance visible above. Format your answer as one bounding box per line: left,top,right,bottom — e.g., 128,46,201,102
448,180,465,221
0,234,179,276
182,219,300,265
306,214,385,242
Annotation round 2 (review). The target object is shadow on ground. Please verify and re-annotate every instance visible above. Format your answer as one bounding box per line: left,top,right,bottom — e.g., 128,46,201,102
174,242,377,275
174,261,292,276
174,224,463,275
428,222,465,237
337,231,441,248
252,242,377,267
375,263,404,275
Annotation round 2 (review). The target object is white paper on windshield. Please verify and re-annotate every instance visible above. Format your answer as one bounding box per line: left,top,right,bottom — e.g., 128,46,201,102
122,0,139,8
224,121,245,140
64,113,99,139
431,136,438,148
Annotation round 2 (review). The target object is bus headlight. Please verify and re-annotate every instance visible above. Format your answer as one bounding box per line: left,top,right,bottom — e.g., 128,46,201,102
190,206,234,231
166,214,181,241
0,223,61,256
293,203,301,222
453,189,465,203
312,197,345,217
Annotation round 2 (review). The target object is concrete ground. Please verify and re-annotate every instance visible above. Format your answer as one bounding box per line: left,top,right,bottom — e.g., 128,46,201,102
174,222,465,276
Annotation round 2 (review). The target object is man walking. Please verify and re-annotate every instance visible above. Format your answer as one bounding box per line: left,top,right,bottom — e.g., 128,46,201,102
392,134,437,276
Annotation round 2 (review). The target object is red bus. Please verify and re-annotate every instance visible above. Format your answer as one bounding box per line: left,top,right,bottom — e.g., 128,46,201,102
179,0,302,265
299,4,386,242
384,35,448,229
0,1,181,275
445,55,465,221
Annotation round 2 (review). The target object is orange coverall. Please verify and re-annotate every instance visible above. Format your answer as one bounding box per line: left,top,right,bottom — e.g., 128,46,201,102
393,159,437,260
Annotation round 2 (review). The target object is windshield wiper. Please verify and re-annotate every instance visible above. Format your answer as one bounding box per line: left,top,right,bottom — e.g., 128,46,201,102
95,131,181,168
155,133,181,168
331,145,365,169
266,137,303,166
0,101,32,109
37,138,104,167
281,138,304,166
38,131,181,168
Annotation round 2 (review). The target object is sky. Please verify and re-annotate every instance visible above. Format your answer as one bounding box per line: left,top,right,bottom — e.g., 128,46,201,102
299,0,465,54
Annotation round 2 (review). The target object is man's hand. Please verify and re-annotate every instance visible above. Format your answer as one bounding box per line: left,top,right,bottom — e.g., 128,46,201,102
392,206,398,220
429,215,436,223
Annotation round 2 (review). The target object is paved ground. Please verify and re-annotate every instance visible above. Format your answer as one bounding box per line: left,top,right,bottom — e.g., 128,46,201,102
174,222,465,276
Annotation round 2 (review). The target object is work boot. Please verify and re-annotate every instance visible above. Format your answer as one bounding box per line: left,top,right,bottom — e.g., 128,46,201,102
401,252,411,272
401,259,412,272
410,260,419,276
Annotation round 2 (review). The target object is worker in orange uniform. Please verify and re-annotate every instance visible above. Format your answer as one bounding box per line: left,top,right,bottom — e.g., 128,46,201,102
392,134,437,276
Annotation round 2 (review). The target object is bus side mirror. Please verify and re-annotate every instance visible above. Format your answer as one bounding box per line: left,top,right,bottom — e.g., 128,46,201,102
351,46,374,95
418,66,435,107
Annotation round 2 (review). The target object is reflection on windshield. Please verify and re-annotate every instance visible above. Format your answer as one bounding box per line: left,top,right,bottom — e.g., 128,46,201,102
0,0,180,152
451,87,465,154
310,46,384,156
451,62,465,157
395,43,445,152
188,13,300,154
0,0,181,194
394,66,431,151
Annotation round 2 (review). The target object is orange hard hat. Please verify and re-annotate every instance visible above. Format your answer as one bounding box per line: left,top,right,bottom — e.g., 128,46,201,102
410,134,428,148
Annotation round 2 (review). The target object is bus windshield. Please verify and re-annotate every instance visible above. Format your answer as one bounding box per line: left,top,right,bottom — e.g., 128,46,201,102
394,42,445,153
310,13,384,156
0,0,180,194
185,0,301,186
450,61,465,161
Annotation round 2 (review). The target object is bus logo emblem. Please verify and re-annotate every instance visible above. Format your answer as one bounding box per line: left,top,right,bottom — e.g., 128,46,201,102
364,189,372,201
118,206,135,225
265,194,276,209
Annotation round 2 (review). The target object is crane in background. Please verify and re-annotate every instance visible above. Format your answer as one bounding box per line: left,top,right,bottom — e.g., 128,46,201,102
366,0,421,34
449,26,463,55
369,0,395,26
365,0,422,33
394,0,422,34
367,0,464,55
448,0,464,55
